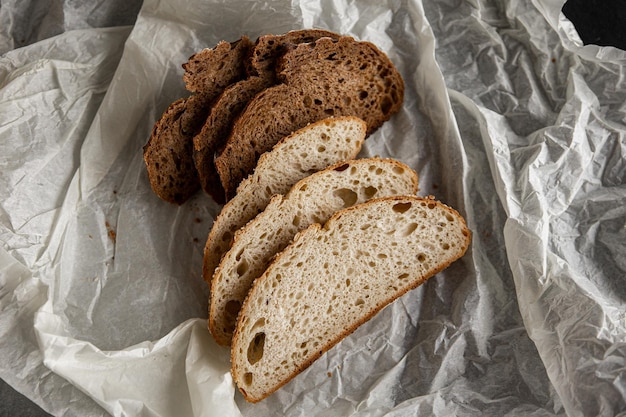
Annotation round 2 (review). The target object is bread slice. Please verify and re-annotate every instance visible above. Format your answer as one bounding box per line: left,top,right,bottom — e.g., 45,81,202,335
209,158,418,346
214,36,405,198
246,30,342,81
192,77,267,203
202,116,367,286
192,30,342,202
143,37,252,204
231,196,471,402
143,97,204,204
182,36,254,94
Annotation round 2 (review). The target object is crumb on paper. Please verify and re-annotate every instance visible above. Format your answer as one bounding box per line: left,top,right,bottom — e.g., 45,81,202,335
105,221,116,242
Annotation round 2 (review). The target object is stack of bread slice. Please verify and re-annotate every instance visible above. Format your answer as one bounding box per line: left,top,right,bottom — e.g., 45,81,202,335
143,30,471,403
203,115,470,402
143,29,404,204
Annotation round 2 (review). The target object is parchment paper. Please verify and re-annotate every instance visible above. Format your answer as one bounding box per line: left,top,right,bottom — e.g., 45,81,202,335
0,0,624,416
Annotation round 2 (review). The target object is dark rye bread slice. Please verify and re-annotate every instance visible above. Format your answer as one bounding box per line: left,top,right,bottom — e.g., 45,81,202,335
143,95,205,204
214,36,405,199
246,29,343,80
183,36,254,94
192,30,341,203
143,37,253,204
192,78,267,203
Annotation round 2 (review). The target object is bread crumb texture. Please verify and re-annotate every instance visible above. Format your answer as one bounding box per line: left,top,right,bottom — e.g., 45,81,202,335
209,157,418,346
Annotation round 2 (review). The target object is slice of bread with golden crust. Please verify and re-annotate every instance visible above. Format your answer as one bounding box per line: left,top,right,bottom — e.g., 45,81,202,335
214,36,405,199
231,196,471,402
209,158,418,346
202,116,366,286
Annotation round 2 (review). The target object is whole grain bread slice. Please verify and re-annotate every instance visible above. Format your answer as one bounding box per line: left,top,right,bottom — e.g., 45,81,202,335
143,97,204,204
202,116,366,286
214,35,405,199
246,30,342,81
231,196,471,402
192,30,342,202
192,77,268,203
143,37,253,204
183,36,254,93
209,158,418,346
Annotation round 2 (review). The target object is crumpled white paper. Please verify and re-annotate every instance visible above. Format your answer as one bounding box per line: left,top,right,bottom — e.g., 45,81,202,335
1,0,625,416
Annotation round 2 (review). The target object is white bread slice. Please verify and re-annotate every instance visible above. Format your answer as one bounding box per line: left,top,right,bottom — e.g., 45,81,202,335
209,158,419,346
231,196,471,402
202,116,367,284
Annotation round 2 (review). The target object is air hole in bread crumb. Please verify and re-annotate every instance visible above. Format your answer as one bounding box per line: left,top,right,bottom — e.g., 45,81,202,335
364,186,378,198
398,273,410,280
346,278,351,287
401,222,418,237
428,202,436,209
442,243,450,250
243,372,253,386
417,253,427,263
334,188,358,208
225,300,241,317
247,332,265,365
381,97,393,115
251,317,266,333
317,145,326,152
222,232,233,242
446,213,455,222
355,298,365,306
392,202,412,213
236,259,249,276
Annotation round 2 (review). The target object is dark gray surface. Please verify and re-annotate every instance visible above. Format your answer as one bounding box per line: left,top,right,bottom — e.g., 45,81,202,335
0,378,51,417
0,0,623,416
